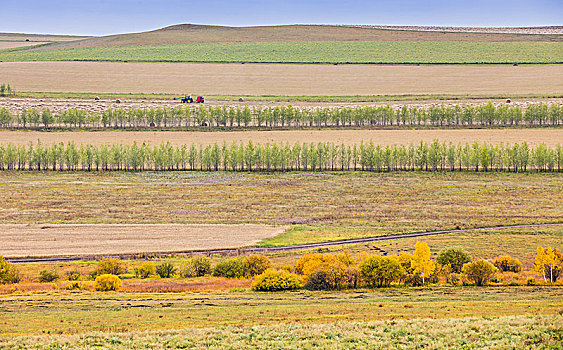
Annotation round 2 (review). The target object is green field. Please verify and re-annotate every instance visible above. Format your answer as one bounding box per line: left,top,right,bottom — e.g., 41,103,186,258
1,41,562,64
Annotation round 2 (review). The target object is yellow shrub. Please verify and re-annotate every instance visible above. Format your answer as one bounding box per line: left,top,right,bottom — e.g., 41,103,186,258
96,258,126,276
242,254,272,277
493,255,522,273
134,261,155,279
296,253,354,276
94,274,121,291
251,269,303,292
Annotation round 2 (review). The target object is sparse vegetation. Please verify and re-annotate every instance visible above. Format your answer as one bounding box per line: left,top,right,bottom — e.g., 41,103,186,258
38,269,58,282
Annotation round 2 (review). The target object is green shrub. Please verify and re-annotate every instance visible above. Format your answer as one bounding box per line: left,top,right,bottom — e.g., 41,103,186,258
134,261,155,279
526,277,538,286
39,269,59,283
462,260,498,286
493,255,522,273
251,269,303,291
305,270,332,290
179,256,212,278
96,258,126,276
359,255,404,288
403,273,423,287
0,256,20,284
242,254,272,277
437,248,471,273
155,262,176,278
213,258,245,279
93,274,121,291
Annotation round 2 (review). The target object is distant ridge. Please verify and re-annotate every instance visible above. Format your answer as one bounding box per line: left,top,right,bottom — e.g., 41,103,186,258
341,25,563,35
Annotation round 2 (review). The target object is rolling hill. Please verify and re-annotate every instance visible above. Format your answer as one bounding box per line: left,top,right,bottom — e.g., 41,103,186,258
23,24,563,51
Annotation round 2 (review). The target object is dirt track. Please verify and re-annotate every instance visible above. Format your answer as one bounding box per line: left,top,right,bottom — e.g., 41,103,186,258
0,129,561,147
1,62,562,96
0,224,287,258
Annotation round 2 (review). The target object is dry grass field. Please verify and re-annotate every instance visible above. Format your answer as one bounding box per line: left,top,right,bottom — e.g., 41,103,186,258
0,172,560,246
0,224,286,257
0,129,561,147
1,62,561,95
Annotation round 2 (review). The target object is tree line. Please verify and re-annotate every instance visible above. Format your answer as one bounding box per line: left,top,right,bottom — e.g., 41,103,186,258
0,102,561,129
0,140,561,172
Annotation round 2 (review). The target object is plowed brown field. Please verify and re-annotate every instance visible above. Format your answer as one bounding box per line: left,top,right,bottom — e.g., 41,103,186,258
0,224,286,257
0,129,560,147
1,62,562,96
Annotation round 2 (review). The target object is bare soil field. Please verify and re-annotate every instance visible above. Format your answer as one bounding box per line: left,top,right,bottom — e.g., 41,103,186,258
0,224,286,257
1,62,562,96
2,97,561,115
0,41,50,49
0,129,560,147
0,33,90,42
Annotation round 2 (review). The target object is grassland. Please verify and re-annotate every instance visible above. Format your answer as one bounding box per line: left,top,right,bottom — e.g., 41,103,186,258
1,129,561,147
2,41,562,64
2,315,561,349
0,172,560,245
0,287,561,339
2,62,562,96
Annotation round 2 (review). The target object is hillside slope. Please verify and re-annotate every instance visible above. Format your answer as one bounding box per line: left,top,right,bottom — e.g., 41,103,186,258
29,24,563,51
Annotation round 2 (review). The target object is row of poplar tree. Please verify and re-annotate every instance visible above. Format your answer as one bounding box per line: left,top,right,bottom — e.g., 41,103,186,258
0,140,561,172
0,102,561,129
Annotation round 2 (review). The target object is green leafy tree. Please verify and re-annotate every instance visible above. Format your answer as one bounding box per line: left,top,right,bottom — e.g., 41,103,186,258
436,248,471,273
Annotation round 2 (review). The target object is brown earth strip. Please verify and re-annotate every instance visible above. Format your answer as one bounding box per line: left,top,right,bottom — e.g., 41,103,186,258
1,62,561,96
0,129,561,147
